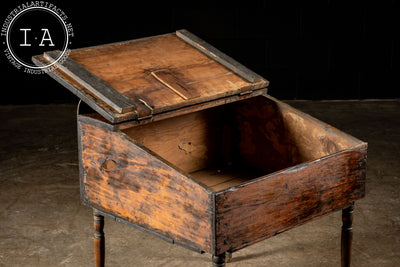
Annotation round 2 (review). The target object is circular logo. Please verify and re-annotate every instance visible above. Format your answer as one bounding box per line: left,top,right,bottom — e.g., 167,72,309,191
2,2,74,74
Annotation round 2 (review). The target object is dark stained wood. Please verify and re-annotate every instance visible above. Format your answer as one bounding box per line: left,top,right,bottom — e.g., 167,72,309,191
233,95,361,175
92,208,205,254
93,212,105,267
176,29,269,88
44,50,136,114
118,95,365,192
114,89,268,130
76,94,368,264
38,31,368,266
79,118,213,253
214,144,367,254
341,204,354,267
212,253,226,267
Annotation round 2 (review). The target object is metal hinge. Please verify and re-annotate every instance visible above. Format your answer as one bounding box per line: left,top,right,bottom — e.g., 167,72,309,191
137,114,153,121
239,90,253,96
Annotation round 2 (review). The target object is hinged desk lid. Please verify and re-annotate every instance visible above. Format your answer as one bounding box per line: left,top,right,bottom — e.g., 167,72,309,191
33,30,269,123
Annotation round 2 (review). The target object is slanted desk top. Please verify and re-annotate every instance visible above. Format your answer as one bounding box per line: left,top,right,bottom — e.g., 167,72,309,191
33,30,269,123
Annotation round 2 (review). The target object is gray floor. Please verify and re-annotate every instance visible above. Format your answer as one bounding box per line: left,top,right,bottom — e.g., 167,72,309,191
1,100,399,266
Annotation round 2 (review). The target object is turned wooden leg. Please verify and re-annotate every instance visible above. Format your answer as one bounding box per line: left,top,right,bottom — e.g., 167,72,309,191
212,253,226,267
341,204,354,267
225,251,232,263
94,211,105,267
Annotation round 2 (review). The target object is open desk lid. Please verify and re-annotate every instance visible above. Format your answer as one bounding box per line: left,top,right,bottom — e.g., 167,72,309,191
33,30,269,123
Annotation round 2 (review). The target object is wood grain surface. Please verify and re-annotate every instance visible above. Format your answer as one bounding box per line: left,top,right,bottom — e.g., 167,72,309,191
78,94,367,257
79,118,213,252
214,144,367,254
68,33,262,118
34,31,269,123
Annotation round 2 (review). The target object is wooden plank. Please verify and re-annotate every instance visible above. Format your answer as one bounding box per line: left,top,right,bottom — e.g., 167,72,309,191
32,55,139,123
68,34,259,117
151,70,200,100
214,144,367,254
44,50,136,114
176,29,269,89
37,33,269,122
79,120,213,253
113,90,268,130
92,208,205,253
267,95,364,146
122,109,222,174
228,95,363,176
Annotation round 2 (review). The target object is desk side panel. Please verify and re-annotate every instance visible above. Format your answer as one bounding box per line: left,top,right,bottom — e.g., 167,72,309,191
78,117,213,253
215,144,367,254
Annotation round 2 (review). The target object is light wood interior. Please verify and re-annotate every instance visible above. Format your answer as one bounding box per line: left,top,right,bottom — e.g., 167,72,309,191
121,96,361,191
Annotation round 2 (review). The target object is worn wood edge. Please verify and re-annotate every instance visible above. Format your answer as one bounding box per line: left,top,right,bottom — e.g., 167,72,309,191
44,50,136,114
77,116,214,194
90,208,205,254
176,29,269,88
266,95,366,145
216,142,367,195
114,89,269,130
119,130,216,194
76,101,117,131
77,119,87,203
79,121,214,253
71,32,172,53
151,71,189,100
135,84,267,119
226,202,357,254
214,144,367,253
77,113,117,131
32,55,138,123
32,55,116,123
211,193,217,255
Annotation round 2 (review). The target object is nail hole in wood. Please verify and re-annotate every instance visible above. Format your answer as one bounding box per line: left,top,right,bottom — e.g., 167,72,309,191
102,159,117,172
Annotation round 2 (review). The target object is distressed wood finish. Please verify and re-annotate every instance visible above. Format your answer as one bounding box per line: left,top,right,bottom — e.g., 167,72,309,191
44,50,136,114
79,117,213,253
122,109,223,174
68,33,264,119
214,144,366,254
34,31,269,123
176,29,268,87
77,94,367,262
93,212,105,267
32,55,139,123
150,70,200,100
36,31,368,266
341,204,354,267
232,96,360,174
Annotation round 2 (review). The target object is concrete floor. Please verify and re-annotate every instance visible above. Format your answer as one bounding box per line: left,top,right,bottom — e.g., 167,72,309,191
0,100,399,266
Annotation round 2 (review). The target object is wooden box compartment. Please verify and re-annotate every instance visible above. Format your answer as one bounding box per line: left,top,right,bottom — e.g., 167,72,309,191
78,94,366,255
34,29,366,265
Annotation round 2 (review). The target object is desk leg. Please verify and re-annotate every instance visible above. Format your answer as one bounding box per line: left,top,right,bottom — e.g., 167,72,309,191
341,204,354,267
212,253,226,267
94,211,105,267
225,251,232,263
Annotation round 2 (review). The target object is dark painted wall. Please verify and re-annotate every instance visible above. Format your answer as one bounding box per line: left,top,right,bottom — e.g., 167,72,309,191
1,1,399,104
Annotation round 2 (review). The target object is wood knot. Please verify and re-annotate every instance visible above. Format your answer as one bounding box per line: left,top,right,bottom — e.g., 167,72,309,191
101,159,117,172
